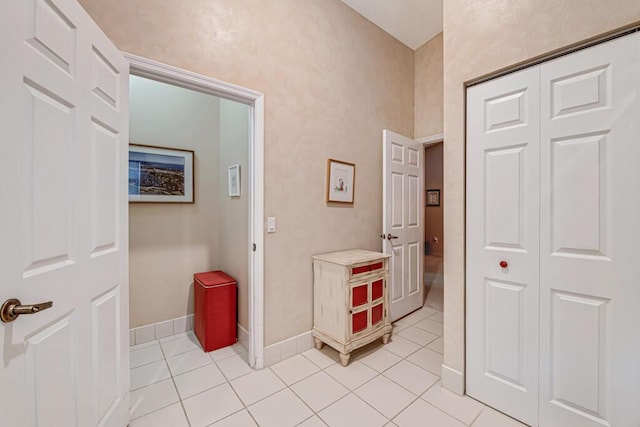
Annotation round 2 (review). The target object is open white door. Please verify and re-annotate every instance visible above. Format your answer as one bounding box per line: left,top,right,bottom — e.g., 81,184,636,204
0,1,130,426
383,130,424,321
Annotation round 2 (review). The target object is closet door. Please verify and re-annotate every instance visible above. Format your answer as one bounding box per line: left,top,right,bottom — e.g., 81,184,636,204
466,67,540,426
539,33,640,427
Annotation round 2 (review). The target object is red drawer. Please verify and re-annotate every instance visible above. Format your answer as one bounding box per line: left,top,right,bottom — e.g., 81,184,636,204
351,262,383,276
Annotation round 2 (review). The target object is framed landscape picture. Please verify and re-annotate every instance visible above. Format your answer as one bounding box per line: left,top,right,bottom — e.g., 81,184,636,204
128,144,195,203
326,159,355,204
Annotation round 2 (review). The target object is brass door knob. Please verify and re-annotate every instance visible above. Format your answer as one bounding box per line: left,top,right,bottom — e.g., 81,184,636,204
1,298,53,323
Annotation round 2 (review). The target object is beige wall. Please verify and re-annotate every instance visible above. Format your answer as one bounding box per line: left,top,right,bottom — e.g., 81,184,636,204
129,77,251,330
443,1,640,390
425,143,443,256
218,99,250,329
129,76,220,328
414,32,443,138
80,0,415,345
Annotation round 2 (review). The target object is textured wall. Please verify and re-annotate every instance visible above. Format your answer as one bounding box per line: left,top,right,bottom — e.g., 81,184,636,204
443,0,640,390
129,76,220,328
414,32,443,138
80,0,415,345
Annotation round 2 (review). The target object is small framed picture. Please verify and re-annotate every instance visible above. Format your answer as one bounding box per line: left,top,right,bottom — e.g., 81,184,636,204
326,159,355,204
128,144,194,203
426,189,440,207
228,164,240,197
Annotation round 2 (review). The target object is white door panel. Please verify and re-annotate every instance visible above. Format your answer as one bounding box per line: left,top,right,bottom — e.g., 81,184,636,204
466,66,540,426
0,0,130,425
383,130,424,321
539,33,640,427
467,32,640,427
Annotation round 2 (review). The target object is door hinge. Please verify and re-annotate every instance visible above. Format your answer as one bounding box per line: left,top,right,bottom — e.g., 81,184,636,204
252,243,256,252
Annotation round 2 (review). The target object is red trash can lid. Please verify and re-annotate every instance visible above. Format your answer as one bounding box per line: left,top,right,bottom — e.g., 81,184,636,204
194,270,236,287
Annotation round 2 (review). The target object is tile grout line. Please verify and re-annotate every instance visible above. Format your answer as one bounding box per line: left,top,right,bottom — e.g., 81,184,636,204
219,370,261,427
298,329,446,425
173,351,251,402
310,356,393,423
348,356,432,421
131,308,454,426
157,338,192,427
469,405,488,426
129,365,171,392
132,335,436,423
284,373,328,424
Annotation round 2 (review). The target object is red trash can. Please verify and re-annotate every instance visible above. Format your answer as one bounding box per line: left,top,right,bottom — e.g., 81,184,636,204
193,271,237,352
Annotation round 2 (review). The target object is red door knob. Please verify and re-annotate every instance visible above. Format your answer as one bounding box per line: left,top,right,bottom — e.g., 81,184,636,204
499,260,508,268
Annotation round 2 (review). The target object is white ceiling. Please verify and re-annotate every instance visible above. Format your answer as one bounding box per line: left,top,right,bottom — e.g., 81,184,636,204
340,0,443,50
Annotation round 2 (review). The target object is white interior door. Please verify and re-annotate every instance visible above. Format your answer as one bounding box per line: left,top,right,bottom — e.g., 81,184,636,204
539,33,640,427
468,33,640,427
466,67,540,426
0,0,130,426
383,130,424,321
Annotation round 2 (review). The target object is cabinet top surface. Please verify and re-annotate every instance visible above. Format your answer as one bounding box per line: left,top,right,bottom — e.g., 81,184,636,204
312,249,389,265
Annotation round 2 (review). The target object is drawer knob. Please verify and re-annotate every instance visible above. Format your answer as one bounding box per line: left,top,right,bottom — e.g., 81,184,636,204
499,260,508,268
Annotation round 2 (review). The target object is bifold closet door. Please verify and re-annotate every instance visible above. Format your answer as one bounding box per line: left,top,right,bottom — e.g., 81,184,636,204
539,33,640,427
466,67,540,426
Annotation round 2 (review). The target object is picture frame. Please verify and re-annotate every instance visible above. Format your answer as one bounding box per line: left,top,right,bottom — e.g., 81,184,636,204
326,159,355,204
128,144,195,203
426,189,440,207
228,164,241,197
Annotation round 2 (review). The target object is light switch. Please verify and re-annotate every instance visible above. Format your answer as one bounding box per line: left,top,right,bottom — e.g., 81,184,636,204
267,217,276,233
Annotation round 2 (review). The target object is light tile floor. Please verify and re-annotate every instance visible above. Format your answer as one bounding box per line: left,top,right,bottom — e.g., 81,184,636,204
129,306,527,427
424,254,444,312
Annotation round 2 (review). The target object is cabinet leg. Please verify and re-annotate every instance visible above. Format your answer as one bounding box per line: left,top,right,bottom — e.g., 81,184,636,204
339,352,350,367
382,333,390,345
314,337,324,350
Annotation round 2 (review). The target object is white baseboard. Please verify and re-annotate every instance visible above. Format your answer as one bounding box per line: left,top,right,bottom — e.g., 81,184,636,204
237,323,250,352
130,316,252,353
263,330,313,367
441,363,465,396
131,317,310,369
129,314,194,346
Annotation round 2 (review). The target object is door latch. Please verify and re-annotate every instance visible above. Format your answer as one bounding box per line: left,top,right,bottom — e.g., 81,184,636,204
1,299,53,323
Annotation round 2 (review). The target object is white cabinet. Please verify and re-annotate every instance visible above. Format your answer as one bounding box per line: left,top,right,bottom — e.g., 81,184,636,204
312,249,392,366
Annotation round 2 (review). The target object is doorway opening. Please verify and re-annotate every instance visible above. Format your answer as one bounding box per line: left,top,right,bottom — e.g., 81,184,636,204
422,138,444,312
126,54,265,368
